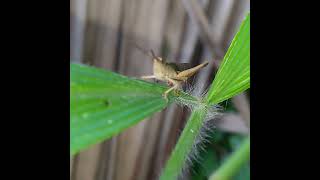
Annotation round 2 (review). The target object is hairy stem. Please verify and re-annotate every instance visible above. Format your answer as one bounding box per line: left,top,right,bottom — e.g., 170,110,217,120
160,108,207,180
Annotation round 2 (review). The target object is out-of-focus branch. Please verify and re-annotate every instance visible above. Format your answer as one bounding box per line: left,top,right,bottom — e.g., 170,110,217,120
216,113,249,135
181,0,224,59
232,93,250,128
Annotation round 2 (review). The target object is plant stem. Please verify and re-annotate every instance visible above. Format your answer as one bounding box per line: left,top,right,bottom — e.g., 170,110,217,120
209,136,250,180
160,109,207,180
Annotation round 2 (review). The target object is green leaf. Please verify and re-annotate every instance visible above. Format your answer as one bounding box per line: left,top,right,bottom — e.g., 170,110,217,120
71,63,173,155
207,13,250,104
233,163,250,180
209,137,250,180
160,13,250,180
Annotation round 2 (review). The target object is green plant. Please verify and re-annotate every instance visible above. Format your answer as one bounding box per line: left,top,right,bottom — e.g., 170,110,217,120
160,13,250,180
71,12,250,180
70,65,197,155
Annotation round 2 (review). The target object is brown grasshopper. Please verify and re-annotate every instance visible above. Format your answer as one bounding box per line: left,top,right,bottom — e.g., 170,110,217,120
139,49,209,100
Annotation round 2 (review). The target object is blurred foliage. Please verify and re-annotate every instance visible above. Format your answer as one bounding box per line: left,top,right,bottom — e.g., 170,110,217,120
190,129,249,180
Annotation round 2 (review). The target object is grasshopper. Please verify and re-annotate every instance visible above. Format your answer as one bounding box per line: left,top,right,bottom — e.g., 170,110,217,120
139,48,209,100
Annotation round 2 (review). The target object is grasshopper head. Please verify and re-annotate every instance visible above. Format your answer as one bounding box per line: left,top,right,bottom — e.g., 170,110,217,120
148,50,163,62
156,57,163,62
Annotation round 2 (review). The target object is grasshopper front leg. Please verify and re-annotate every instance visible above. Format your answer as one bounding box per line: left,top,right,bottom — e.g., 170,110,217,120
141,75,156,79
163,83,179,101
163,77,181,101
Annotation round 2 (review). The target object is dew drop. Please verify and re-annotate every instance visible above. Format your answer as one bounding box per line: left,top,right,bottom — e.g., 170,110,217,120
82,113,89,119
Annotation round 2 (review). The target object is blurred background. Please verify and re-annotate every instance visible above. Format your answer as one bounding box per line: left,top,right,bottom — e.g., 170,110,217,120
70,0,250,179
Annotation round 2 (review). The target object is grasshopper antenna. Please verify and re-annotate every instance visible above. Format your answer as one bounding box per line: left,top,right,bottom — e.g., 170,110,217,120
149,50,163,62
132,42,151,58
131,42,163,62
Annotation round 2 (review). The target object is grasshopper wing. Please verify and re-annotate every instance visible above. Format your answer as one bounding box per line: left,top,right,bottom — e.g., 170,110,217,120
166,62,194,72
